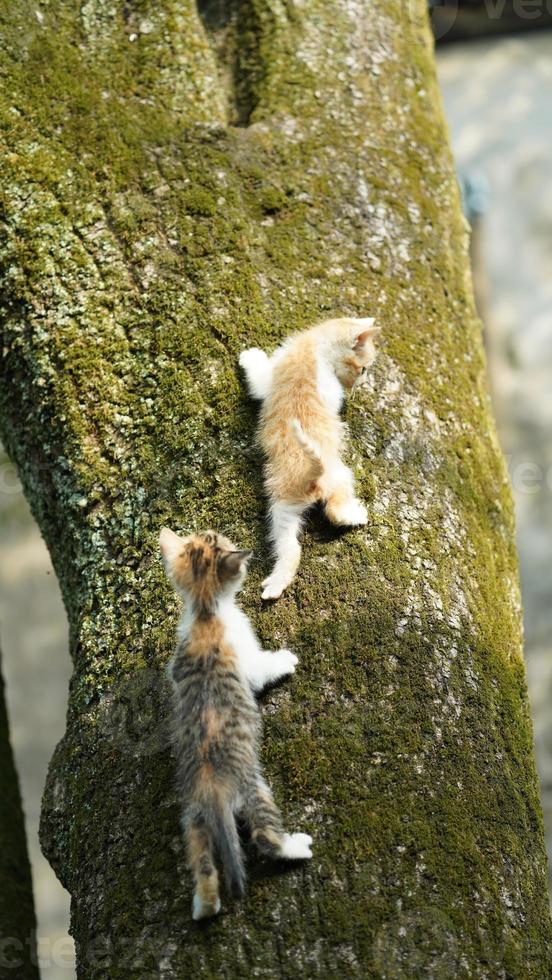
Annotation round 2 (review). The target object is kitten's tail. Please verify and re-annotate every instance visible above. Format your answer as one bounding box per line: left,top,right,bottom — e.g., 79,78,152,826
205,797,246,898
291,419,324,481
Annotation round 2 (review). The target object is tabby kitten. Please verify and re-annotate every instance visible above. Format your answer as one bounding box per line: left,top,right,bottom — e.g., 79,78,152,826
160,527,313,920
239,316,380,599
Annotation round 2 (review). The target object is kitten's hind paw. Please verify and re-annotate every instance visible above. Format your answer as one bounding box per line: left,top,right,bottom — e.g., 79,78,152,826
192,894,221,921
261,574,291,601
280,832,313,861
327,499,368,527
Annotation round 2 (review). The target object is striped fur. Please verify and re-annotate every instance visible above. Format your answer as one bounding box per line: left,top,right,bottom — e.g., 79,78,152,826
160,528,313,920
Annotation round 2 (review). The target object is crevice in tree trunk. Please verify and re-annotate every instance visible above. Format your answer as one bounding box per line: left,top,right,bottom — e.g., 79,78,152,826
197,0,271,126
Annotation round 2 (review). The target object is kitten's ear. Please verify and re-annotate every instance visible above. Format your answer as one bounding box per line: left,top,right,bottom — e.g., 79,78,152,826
351,317,380,351
159,527,184,565
218,549,253,580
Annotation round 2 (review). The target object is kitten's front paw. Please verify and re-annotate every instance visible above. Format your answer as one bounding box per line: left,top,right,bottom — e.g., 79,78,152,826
192,894,221,921
275,648,298,676
331,499,368,527
280,832,313,860
261,574,291,601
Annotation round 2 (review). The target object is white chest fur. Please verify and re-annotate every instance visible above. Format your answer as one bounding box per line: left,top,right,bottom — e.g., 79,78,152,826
316,354,343,415
218,597,262,671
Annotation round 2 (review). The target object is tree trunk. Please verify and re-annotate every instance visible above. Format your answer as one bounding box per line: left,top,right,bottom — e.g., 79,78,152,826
0,648,38,979
1,1,550,976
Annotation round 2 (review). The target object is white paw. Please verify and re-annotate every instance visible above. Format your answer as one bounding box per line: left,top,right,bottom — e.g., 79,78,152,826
239,347,266,370
275,649,298,675
280,832,313,860
192,894,221,921
332,499,368,526
261,574,291,601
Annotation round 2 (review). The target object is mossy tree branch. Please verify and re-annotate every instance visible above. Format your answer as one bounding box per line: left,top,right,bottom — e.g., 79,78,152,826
0,647,38,980
0,0,551,976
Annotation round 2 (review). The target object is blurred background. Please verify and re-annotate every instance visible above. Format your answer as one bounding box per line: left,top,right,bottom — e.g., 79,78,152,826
0,6,551,977
434,3,552,903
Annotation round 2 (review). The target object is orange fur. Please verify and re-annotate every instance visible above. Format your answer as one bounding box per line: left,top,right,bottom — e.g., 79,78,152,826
168,533,235,612
260,319,378,504
260,332,338,503
187,820,220,914
240,317,380,599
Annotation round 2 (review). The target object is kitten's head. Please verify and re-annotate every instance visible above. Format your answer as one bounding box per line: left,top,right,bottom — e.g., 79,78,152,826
324,316,380,391
159,528,252,606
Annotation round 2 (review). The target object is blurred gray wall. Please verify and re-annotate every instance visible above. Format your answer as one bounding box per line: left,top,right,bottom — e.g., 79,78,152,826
0,444,75,978
437,32,552,896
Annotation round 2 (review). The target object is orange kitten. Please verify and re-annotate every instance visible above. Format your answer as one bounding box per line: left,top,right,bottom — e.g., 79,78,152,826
239,317,380,600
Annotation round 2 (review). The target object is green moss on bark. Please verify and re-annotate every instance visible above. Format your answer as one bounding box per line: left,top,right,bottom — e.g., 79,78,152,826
0,0,551,976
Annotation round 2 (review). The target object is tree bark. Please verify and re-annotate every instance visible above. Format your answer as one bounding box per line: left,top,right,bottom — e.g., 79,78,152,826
1,1,551,976
0,648,39,979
